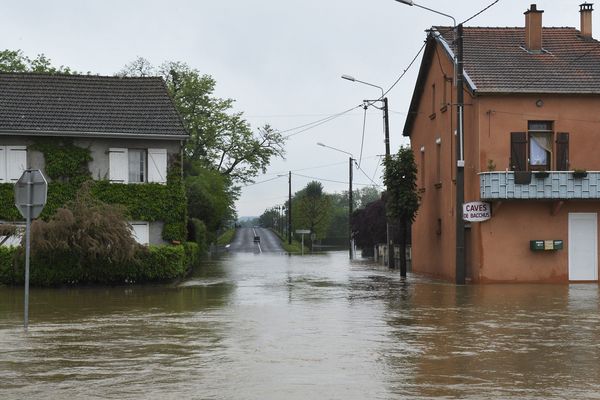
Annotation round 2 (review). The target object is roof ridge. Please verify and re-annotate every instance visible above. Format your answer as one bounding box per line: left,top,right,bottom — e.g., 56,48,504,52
0,71,163,80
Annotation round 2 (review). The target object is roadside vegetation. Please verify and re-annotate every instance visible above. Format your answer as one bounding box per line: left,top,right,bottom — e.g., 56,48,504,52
270,229,307,254
217,228,236,246
258,182,381,252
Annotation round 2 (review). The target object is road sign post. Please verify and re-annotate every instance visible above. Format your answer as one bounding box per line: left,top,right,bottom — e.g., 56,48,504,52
14,170,48,332
296,229,310,256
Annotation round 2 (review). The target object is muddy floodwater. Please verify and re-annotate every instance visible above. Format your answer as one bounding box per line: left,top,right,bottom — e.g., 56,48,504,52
1,252,600,399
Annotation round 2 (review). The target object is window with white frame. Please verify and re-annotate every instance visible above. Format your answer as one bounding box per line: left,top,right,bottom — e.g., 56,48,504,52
0,146,27,183
109,148,167,184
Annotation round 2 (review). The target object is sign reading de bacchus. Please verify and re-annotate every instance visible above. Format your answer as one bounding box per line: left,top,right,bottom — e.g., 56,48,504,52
463,201,491,222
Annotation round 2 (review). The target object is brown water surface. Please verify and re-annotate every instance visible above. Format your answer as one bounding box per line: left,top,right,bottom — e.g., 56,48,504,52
1,252,599,399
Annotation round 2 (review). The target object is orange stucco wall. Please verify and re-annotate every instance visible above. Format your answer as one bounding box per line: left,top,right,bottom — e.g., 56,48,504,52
409,41,600,283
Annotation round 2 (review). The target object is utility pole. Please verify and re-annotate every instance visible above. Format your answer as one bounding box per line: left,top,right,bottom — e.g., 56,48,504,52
288,171,292,245
383,96,395,269
349,157,354,260
455,23,466,284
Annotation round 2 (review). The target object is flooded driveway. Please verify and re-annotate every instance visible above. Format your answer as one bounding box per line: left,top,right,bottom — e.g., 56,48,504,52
1,252,599,399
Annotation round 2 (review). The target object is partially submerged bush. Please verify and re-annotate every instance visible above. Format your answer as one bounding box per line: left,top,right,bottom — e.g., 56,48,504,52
30,182,139,266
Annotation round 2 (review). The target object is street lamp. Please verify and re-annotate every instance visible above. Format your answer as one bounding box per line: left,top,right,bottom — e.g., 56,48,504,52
317,142,355,260
341,75,390,157
342,74,393,268
395,0,466,284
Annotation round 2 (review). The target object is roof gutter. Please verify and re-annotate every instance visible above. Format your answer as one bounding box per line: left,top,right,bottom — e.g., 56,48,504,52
0,129,190,141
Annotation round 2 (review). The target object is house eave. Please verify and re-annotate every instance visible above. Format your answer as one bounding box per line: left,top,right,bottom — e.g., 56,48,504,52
0,129,189,141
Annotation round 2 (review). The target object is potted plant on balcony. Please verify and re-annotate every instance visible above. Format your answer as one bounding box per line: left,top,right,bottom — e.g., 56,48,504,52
572,168,588,179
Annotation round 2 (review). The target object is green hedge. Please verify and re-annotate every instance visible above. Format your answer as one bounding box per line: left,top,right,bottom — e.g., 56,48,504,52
0,244,199,286
0,141,187,241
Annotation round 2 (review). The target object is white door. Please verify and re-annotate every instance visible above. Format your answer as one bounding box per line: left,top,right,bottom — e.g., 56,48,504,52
568,213,598,281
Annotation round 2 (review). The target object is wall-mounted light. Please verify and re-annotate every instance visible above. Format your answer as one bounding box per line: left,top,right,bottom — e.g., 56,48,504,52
435,137,442,145
420,146,426,153
536,99,544,107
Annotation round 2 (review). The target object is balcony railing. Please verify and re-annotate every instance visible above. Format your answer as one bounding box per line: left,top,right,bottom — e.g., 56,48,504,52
480,171,600,200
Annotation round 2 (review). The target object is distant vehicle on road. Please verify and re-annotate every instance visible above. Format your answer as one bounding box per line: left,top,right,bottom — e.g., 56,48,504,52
254,235,261,243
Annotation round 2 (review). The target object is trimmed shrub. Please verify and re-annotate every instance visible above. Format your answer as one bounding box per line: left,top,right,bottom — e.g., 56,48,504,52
2,244,190,286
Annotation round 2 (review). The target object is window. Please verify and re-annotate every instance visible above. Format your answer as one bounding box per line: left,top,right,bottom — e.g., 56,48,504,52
528,121,553,170
511,122,563,172
109,148,167,184
128,149,146,183
129,222,149,245
0,146,27,183
430,84,436,118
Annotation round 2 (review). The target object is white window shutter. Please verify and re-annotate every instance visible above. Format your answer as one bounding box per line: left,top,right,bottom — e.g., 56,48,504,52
129,222,149,245
0,147,6,183
147,148,167,184
7,146,27,182
109,148,128,183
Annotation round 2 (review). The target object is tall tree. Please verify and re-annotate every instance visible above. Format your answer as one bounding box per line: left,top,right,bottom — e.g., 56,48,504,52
383,147,419,276
0,49,73,74
351,198,387,257
293,181,331,245
120,58,286,184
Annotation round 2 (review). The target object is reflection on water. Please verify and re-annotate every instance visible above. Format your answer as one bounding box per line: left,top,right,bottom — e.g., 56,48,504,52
1,252,599,399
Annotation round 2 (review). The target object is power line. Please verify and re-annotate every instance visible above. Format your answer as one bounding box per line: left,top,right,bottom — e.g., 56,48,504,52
358,104,368,168
265,155,382,177
355,164,384,188
278,105,362,137
242,175,287,187
291,172,375,187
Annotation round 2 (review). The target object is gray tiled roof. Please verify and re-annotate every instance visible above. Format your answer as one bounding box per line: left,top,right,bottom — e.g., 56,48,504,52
0,73,188,138
437,26,600,94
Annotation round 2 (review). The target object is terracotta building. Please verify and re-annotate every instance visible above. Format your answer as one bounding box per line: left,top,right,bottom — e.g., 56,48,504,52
403,3,600,282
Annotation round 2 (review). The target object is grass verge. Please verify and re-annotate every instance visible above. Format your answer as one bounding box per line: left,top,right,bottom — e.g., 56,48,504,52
217,228,236,246
270,229,308,254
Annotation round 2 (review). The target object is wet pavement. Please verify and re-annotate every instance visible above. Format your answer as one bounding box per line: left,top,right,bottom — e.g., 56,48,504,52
1,251,599,399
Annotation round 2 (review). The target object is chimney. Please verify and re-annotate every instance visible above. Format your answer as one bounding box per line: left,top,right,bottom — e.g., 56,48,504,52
580,3,594,38
524,4,544,52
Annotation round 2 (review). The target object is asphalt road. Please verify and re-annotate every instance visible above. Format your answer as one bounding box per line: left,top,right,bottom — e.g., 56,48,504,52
227,227,284,253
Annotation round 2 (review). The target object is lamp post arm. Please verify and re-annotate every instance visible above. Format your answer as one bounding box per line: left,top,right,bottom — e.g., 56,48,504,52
413,3,456,26
353,78,384,99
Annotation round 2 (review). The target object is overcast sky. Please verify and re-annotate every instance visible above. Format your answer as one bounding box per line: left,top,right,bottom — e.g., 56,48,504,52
1,0,594,216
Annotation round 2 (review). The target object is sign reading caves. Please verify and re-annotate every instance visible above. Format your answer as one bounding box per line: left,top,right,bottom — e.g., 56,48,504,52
463,201,491,222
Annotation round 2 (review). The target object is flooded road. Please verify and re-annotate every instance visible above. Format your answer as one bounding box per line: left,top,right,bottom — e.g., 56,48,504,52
1,252,600,399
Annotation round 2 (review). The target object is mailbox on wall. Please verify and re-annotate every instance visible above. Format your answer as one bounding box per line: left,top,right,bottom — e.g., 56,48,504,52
530,240,564,251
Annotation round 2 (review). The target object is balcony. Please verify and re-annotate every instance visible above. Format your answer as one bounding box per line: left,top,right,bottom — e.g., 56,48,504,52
480,171,600,200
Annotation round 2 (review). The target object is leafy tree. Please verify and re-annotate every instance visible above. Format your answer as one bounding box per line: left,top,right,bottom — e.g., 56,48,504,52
293,181,331,245
0,49,74,74
120,58,286,184
258,207,282,231
184,160,238,241
351,198,387,257
357,186,381,208
383,147,420,276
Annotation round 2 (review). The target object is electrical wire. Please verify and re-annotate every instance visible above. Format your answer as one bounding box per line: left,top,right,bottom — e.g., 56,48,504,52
291,172,374,187
354,163,383,188
242,174,287,187
358,104,368,168
279,105,362,137
460,0,500,25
